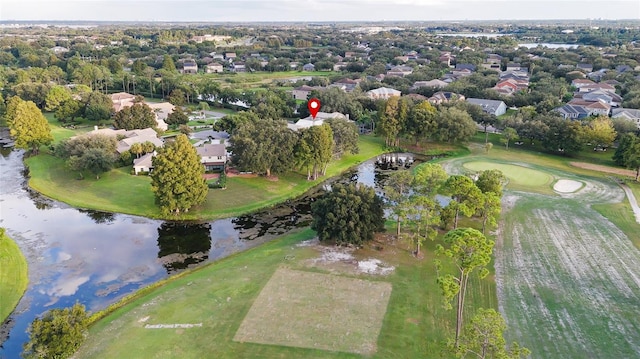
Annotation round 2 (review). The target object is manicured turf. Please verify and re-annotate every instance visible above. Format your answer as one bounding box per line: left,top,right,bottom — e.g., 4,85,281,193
0,229,28,323
25,136,387,220
74,228,497,359
462,161,553,188
444,146,640,359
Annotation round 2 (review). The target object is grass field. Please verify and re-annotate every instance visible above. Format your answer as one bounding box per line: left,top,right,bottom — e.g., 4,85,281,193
463,161,553,188
25,136,387,220
443,146,640,359
234,268,392,355
0,229,28,323
74,227,497,359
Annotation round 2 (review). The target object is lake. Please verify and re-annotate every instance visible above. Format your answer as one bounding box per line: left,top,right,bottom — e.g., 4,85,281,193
0,149,422,357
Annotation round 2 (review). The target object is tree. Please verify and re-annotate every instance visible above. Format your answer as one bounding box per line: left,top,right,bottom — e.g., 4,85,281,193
443,175,483,229
165,107,189,127
311,183,384,247
434,107,477,143
83,91,113,122
44,85,72,112
475,169,506,197
55,99,82,123
584,116,616,149
167,89,186,106
325,118,359,158
478,192,501,234
68,147,117,179
150,134,208,214
129,142,143,158
406,195,440,257
412,163,448,197
435,228,495,347
619,137,640,181
179,124,192,136
198,101,210,111
8,99,53,155
384,170,414,237
113,103,156,130
296,124,334,180
378,96,408,146
454,308,531,359
501,127,518,150
229,119,297,177
23,303,89,359
162,55,176,72
614,133,636,166
484,142,493,154
407,101,437,145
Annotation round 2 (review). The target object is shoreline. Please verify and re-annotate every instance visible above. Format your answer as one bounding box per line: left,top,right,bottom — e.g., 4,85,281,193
22,136,388,221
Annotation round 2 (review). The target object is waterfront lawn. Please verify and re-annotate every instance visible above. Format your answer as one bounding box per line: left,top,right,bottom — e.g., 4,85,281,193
25,136,386,220
75,228,496,359
0,229,28,323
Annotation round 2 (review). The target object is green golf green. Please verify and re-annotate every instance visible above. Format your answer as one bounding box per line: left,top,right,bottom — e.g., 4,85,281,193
463,161,552,188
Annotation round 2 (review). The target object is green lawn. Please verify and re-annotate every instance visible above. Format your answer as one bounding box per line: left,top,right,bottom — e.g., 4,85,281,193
0,229,28,323
463,161,553,188
25,136,387,220
442,147,640,359
75,226,496,359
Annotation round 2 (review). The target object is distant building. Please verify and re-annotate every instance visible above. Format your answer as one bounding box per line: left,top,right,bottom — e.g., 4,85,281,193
197,144,227,171
206,63,224,73
287,112,350,131
366,87,401,100
182,60,198,74
466,98,507,116
302,63,316,71
611,108,640,129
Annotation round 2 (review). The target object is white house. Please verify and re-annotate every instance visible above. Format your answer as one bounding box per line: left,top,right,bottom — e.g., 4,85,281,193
287,112,350,131
466,98,508,116
366,87,401,100
133,152,155,174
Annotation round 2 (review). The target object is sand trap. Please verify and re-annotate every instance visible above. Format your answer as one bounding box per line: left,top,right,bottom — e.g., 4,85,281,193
553,179,583,193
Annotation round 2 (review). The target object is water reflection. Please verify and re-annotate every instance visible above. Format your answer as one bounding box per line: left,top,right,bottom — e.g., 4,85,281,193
79,209,116,224
0,149,430,357
157,222,212,273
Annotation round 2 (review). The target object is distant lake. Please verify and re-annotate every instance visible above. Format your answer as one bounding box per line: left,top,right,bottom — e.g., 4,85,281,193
517,43,579,49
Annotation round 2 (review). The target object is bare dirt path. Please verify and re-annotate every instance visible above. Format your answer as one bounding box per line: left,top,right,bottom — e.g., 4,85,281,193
620,183,640,224
569,161,636,177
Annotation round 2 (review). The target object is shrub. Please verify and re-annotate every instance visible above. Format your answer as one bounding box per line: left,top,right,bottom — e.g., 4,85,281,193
23,303,89,359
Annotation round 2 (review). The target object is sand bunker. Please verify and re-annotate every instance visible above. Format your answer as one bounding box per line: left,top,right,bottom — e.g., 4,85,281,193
554,179,583,193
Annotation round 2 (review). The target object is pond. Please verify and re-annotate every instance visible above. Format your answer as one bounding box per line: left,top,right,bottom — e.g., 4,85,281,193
0,148,425,357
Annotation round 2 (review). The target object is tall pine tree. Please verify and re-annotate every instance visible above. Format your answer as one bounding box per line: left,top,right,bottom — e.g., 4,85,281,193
150,135,208,214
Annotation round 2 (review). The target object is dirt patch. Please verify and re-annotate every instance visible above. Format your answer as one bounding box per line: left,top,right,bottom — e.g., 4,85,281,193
234,268,391,355
306,244,395,276
570,162,636,178
553,179,583,193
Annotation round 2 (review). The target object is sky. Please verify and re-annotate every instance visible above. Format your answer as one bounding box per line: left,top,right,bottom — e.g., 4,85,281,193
1,0,639,22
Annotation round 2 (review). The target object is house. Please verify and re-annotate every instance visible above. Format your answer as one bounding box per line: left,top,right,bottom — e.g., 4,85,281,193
86,127,164,154
412,79,448,90
287,112,350,131
587,69,607,81
428,91,464,104
576,63,594,72
333,62,348,71
302,63,315,71
554,104,590,120
51,46,69,54
366,87,401,100
292,85,317,100
386,65,413,77
182,60,198,74
568,99,611,116
232,62,246,73
133,152,155,175
439,52,454,66
110,92,137,112
225,52,237,61
577,82,616,93
493,79,520,95
144,102,174,131
332,78,360,92
466,98,507,116
206,63,224,73
191,130,230,145
197,144,227,171
455,63,476,72
506,63,524,72
611,108,640,129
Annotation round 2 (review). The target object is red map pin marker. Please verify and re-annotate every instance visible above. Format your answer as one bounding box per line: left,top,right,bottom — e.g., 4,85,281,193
308,98,321,119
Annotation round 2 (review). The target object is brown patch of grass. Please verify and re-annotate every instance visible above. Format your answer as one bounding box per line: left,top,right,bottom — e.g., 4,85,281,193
234,268,392,355
569,162,636,178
